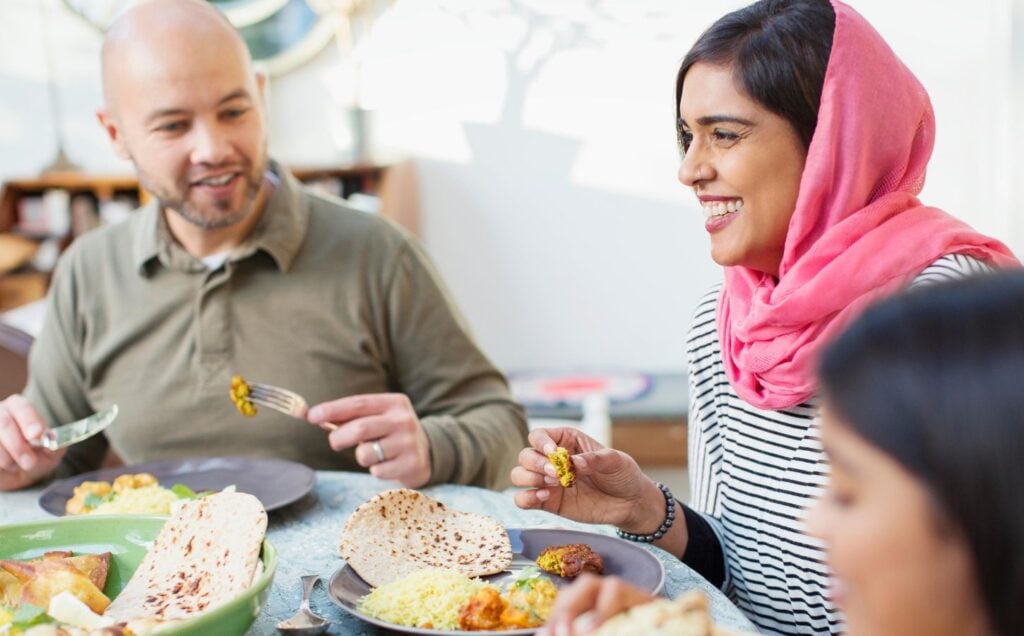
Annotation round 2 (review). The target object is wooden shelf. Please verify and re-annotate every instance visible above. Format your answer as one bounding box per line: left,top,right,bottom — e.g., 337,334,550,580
0,161,419,312
0,162,408,236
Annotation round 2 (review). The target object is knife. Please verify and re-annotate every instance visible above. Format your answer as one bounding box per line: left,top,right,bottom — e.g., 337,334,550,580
31,405,120,451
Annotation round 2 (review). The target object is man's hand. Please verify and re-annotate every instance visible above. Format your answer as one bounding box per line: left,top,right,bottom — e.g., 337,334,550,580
0,394,64,491
307,393,431,488
537,574,657,636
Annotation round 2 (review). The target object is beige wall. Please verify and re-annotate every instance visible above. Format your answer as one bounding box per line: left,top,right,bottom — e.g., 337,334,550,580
0,0,1018,372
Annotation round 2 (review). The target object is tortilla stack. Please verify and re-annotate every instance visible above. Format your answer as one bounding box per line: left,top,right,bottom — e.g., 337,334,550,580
105,492,267,623
339,488,512,587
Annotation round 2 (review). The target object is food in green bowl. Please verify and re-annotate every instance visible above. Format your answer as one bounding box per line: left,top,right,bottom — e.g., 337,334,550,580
0,493,276,635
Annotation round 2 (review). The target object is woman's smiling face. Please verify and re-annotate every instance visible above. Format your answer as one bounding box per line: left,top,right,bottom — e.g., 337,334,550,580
677,62,807,277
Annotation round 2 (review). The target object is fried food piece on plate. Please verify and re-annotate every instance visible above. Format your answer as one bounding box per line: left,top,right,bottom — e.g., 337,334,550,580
14,559,111,614
536,543,604,578
546,446,575,488
1,552,113,610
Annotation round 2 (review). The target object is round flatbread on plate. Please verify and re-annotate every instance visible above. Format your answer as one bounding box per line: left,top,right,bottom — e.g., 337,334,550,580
338,488,513,588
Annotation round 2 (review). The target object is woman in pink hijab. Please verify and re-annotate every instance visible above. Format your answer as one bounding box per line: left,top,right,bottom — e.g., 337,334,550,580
514,1,1018,634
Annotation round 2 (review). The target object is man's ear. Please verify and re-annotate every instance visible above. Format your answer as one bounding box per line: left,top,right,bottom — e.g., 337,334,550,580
96,109,130,160
254,69,267,103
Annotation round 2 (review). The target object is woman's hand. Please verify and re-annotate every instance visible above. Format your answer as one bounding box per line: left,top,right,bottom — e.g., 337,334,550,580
537,574,657,636
510,427,661,528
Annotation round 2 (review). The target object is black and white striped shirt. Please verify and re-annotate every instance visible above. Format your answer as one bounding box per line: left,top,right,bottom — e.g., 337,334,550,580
685,254,992,635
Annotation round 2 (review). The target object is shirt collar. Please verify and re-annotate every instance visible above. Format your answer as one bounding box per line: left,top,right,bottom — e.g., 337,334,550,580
132,158,309,276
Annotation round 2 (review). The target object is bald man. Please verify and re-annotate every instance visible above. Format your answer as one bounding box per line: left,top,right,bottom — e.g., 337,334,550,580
0,0,527,492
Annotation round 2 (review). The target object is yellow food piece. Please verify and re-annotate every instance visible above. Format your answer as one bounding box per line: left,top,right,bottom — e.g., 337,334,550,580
0,569,21,607
112,473,157,492
20,561,110,615
546,447,575,488
65,474,180,516
230,375,257,417
90,485,181,515
359,568,489,630
65,481,112,515
535,549,563,576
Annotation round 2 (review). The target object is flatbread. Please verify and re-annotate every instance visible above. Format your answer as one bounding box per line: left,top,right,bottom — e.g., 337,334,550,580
594,591,758,636
339,489,512,587
105,492,267,623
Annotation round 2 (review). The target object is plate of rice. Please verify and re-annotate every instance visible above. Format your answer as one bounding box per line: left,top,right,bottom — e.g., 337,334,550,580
329,527,665,635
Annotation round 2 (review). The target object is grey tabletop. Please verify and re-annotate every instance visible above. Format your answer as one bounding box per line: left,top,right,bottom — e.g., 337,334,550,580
0,470,756,635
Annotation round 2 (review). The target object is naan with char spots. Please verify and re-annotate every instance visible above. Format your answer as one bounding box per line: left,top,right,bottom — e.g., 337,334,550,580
104,492,267,624
339,488,512,587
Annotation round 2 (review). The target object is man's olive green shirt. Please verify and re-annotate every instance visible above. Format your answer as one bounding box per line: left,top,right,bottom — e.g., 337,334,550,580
25,163,527,489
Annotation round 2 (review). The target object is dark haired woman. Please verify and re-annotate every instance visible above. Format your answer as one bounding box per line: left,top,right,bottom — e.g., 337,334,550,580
805,271,1024,636
514,1,1018,634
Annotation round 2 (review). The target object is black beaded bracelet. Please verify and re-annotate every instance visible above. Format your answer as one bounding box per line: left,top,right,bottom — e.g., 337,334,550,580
616,482,676,543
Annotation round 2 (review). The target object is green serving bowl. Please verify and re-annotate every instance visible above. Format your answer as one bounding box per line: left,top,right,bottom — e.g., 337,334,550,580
0,515,276,635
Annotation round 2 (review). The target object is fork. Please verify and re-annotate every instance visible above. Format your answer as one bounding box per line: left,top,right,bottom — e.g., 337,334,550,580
248,382,310,420
247,382,340,431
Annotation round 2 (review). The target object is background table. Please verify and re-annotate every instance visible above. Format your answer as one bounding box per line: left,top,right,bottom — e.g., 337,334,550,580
0,470,757,634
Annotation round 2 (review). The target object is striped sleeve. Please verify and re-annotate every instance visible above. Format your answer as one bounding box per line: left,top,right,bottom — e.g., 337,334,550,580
684,284,730,589
679,253,992,635
909,253,993,288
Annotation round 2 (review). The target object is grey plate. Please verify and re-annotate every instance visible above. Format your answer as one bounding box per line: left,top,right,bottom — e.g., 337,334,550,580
328,527,666,635
38,456,316,516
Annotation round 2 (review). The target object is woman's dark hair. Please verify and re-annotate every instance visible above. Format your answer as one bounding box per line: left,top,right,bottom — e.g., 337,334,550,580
676,0,835,150
820,271,1024,636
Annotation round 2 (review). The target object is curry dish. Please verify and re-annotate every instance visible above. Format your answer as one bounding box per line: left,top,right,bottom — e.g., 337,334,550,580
457,573,557,631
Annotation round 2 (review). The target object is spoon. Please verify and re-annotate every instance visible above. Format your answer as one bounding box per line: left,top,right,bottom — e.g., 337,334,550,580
277,574,330,635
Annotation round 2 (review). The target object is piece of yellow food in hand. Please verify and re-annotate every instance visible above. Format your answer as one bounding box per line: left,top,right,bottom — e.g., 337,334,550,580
230,375,257,416
546,447,575,488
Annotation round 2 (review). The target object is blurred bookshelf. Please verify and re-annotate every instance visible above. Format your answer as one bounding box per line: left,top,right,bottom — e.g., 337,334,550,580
0,160,418,315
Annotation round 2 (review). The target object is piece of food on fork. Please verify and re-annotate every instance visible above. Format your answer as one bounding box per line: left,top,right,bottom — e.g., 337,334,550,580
230,375,257,416
229,375,309,419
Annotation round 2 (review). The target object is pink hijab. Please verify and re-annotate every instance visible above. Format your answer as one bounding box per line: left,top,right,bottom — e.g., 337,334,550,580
718,0,1019,410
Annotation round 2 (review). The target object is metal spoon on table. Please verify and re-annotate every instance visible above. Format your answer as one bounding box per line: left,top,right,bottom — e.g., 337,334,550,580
277,574,330,635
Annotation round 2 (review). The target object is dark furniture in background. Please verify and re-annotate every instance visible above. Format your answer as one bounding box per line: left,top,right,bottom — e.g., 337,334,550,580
0,323,33,397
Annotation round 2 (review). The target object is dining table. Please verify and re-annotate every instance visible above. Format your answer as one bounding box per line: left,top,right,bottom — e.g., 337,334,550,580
0,470,758,635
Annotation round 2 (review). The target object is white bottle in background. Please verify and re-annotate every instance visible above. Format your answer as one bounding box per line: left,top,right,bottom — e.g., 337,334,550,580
581,393,612,448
